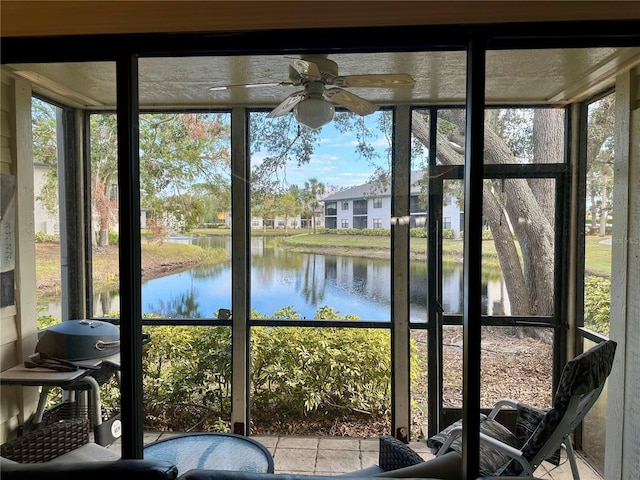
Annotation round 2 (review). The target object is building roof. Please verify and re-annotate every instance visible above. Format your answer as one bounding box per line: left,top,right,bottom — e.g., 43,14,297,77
323,171,426,201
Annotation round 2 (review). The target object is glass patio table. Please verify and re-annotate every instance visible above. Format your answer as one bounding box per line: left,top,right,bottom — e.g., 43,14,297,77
143,432,274,475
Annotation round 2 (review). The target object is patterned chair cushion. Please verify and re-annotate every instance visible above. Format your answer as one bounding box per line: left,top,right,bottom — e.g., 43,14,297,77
500,340,617,476
426,415,523,477
516,340,617,471
425,340,617,478
514,403,560,466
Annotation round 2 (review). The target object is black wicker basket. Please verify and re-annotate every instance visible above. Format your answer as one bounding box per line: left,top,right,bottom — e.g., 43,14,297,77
41,401,91,424
0,417,89,463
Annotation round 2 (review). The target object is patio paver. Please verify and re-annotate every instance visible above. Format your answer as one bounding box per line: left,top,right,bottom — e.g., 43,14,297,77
108,434,603,479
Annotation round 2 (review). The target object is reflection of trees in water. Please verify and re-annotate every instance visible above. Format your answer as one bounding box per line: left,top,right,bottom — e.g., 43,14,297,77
298,253,326,306
77,237,510,320
148,289,201,318
98,291,115,316
251,242,304,287
190,261,229,279
440,261,509,316
183,235,510,317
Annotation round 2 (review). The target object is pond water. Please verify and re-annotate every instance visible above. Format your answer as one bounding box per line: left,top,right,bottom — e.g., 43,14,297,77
43,236,510,321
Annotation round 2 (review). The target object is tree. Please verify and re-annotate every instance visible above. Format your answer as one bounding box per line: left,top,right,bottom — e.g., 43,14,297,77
275,193,302,233
304,178,325,234
33,101,119,246
90,114,119,245
585,94,615,236
251,190,277,232
249,113,321,194
36,110,231,243
192,182,231,226
32,99,59,218
289,185,314,234
411,108,561,315
139,113,230,234
252,107,564,317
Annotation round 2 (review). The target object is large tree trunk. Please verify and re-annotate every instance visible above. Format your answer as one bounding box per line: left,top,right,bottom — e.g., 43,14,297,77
503,178,555,315
531,109,563,226
590,190,598,234
598,165,609,236
481,183,531,314
93,177,114,247
412,110,556,315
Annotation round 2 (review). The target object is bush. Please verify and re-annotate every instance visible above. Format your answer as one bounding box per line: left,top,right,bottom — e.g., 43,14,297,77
442,228,454,239
108,229,119,245
410,228,427,238
457,229,492,240
584,276,611,335
132,306,422,432
35,231,59,243
142,324,232,430
316,227,394,236
37,307,60,330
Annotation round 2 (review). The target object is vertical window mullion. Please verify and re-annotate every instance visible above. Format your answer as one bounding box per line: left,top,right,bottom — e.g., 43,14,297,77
231,107,250,435
391,105,411,440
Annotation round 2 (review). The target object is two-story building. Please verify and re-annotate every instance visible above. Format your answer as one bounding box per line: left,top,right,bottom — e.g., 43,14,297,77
324,171,463,237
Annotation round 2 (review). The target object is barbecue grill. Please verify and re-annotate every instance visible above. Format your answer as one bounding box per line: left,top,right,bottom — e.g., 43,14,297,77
36,319,120,362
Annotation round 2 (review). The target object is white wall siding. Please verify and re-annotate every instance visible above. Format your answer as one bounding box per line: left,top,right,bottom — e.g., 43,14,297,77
606,66,640,480
0,72,39,443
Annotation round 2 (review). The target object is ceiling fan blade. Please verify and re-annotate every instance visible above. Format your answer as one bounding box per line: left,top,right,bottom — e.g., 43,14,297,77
324,88,378,116
209,81,292,91
333,74,416,89
287,58,322,81
267,91,306,118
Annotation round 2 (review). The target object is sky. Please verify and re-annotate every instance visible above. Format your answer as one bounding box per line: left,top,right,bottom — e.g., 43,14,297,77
251,112,393,193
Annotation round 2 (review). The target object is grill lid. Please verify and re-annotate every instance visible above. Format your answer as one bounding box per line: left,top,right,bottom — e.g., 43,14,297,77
36,319,120,361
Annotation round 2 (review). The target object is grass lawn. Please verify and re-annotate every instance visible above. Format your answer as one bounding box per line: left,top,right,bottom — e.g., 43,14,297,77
283,233,496,257
35,241,219,301
583,235,613,276
281,232,608,275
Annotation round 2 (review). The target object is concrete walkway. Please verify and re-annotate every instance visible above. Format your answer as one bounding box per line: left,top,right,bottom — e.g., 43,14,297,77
110,433,603,479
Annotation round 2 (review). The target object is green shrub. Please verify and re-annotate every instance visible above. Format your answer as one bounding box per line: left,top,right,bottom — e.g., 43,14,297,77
315,227,391,236
442,228,454,239
410,228,427,238
35,231,59,243
131,306,422,432
584,276,611,335
37,307,60,330
108,229,119,245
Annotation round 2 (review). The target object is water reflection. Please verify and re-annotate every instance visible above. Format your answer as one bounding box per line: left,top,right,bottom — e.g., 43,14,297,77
43,236,510,321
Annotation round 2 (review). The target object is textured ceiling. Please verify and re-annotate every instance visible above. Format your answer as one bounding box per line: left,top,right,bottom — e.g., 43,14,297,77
6,47,640,110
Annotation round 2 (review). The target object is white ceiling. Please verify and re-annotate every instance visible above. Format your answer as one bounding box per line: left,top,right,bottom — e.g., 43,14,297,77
6,47,640,111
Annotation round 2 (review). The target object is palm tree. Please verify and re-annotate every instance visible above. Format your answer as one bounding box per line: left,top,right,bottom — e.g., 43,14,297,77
304,178,325,234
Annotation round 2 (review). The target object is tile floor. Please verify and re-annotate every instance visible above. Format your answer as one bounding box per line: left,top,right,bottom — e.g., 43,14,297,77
109,433,603,479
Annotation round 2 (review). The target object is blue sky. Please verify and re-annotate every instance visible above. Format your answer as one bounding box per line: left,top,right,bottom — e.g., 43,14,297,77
251,113,392,192
291,126,389,188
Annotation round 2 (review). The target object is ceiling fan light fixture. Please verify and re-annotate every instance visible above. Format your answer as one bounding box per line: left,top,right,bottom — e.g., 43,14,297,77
293,97,335,129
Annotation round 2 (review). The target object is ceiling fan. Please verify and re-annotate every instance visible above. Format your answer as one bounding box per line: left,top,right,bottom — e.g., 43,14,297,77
209,55,416,129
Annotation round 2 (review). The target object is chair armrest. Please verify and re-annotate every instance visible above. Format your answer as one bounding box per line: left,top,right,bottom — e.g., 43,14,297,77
479,432,535,476
436,423,529,462
487,399,519,419
436,425,462,455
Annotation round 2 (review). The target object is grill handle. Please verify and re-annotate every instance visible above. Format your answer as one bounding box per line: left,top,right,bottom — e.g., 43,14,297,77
95,340,120,351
